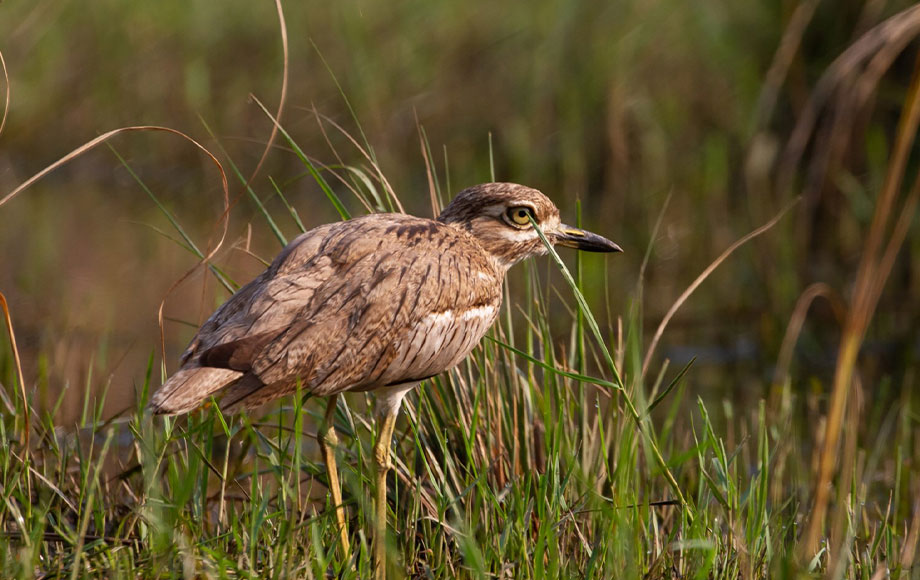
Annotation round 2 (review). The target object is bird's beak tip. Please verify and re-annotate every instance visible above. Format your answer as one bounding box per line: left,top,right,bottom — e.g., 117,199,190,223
555,224,622,253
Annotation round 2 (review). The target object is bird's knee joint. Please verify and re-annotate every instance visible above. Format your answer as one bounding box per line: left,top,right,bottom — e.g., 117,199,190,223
322,426,339,448
374,447,392,471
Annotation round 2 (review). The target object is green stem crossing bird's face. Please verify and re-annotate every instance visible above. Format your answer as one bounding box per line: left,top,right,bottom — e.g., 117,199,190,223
436,182,622,269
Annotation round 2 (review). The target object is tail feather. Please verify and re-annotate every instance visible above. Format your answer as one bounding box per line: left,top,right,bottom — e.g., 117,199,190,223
218,374,271,414
149,366,243,415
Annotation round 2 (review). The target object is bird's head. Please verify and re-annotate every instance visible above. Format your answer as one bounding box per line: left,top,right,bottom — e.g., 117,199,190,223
437,182,622,270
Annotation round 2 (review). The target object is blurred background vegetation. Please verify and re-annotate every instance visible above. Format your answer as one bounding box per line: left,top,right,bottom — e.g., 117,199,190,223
3,1,920,577
0,0,917,428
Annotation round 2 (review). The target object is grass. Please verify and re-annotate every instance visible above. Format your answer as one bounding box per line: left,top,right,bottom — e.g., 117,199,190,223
2,1,920,578
1,262,918,578
0,118,918,577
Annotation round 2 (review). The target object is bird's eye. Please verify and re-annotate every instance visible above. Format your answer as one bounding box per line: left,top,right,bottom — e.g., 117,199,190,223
506,206,534,227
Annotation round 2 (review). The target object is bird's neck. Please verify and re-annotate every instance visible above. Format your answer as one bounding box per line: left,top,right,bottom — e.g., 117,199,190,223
442,220,530,274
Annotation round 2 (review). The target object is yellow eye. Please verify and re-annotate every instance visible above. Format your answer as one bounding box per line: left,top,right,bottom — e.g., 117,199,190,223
507,206,534,226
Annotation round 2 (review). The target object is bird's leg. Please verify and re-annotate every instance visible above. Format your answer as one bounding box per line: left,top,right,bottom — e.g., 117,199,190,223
318,394,350,558
373,408,398,580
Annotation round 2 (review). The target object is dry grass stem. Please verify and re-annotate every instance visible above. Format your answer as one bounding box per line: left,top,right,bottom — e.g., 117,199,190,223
641,198,799,378
242,0,289,190
801,48,920,560
0,49,8,137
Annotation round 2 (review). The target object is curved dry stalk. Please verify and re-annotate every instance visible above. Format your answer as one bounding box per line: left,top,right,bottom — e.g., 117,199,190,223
641,198,799,378
193,0,287,349
771,282,847,388
801,10,920,209
0,126,230,365
0,49,9,137
243,0,289,189
779,4,920,194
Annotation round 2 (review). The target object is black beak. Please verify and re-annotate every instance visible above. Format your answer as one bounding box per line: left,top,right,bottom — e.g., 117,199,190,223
553,223,623,253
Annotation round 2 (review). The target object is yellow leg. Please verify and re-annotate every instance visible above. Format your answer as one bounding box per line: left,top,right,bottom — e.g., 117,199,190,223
318,395,350,559
373,409,398,580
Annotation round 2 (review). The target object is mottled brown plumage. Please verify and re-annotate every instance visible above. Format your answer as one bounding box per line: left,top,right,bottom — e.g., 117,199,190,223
152,213,502,414
147,182,620,577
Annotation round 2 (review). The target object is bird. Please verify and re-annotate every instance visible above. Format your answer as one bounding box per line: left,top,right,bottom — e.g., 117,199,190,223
148,182,621,578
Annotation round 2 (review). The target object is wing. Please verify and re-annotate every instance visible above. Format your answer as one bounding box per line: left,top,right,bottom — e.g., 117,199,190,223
177,221,341,367
149,221,339,414
150,214,503,415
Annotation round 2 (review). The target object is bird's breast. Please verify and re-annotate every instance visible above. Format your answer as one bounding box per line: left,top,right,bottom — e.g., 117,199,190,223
380,301,500,384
